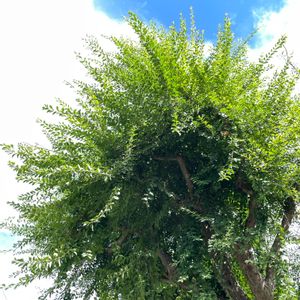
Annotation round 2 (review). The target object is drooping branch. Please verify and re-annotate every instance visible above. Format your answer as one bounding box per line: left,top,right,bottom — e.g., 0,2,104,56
265,196,296,286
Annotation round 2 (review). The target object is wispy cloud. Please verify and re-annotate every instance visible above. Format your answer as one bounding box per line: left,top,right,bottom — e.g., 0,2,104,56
250,0,300,68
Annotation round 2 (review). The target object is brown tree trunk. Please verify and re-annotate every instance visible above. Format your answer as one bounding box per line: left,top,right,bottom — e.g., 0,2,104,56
234,245,273,300
216,257,250,300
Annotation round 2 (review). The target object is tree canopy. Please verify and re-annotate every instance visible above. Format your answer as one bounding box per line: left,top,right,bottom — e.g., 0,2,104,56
2,13,300,299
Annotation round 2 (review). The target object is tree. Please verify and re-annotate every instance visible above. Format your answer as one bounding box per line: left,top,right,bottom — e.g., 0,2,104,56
2,12,300,299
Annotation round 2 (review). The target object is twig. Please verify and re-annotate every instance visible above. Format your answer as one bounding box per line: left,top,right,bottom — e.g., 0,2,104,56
283,45,299,74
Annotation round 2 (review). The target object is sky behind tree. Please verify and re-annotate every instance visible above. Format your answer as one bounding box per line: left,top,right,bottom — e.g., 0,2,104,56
94,0,285,43
0,0,299,299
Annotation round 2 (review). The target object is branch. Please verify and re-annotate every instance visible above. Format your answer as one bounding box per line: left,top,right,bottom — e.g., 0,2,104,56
245,194,256,229
282,44,299,74
233,176,273,298
265,197,296,286
175,156,194,197
157,249,177,282
154,155,194,199
158,181,204,214
236,175,256,229
234,244,273,299
216,257,250,300
107,228,130,255
155,157,251,296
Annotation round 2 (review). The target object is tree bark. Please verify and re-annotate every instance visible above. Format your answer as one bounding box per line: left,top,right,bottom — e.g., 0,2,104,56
234,244,273,300
157,249,177,281
234,178,274,299
214,256,250,300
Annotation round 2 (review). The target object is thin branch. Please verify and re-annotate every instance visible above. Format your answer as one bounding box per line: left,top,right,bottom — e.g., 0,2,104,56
282,45,299,74
154,156,178,161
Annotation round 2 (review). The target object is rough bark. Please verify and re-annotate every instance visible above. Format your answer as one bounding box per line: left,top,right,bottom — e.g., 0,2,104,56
215,253,249,300
234,244,273,300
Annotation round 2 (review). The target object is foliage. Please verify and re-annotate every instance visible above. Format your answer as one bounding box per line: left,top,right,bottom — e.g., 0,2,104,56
1,12,300,299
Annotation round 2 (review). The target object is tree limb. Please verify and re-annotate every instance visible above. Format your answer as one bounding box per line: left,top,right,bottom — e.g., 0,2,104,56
282,44,299,74
155,155,248,297
154,155,194,199
234,176,273,298
245,194,256,229
175,155,194,197
216,256,250,300
157,249,177,282
236,175,256,229
234,243,273,299
107,228,130,255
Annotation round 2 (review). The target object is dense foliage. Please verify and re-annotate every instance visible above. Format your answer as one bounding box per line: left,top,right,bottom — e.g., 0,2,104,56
2,13,300,299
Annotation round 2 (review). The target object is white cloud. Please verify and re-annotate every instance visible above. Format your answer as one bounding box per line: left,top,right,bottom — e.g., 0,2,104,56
249,0,300,69
0,1,134,298
0,251,53,300
0,0,135,220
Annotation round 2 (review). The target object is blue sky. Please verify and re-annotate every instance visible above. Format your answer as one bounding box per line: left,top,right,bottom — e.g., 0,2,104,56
94,0,285,42
0,232,16,251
